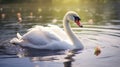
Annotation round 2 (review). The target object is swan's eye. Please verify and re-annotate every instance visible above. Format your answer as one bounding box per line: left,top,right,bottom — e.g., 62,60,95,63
74,16,81,21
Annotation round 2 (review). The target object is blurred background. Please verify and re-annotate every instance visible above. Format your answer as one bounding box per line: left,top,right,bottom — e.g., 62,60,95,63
0,1,120,67
0,0,120,25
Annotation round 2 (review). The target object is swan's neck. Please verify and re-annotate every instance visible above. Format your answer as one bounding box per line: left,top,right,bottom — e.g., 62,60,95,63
63,18,83,49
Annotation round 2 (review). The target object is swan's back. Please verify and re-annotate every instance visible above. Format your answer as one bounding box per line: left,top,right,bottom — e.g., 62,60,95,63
24,25,70,40
22,25,61,45
47,25,71,42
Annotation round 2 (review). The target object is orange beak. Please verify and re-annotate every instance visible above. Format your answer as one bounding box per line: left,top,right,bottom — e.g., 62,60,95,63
75,20,83,27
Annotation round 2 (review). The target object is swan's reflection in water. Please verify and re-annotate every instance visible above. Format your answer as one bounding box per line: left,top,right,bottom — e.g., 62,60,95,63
30,51,75,67
30,50,75,67
17,47,76,67
16,47,102,67
63,52,75,67
64,60,72,67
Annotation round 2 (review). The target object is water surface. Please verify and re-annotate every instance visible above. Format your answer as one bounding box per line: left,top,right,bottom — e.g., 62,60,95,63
0,20,120,67
0,3,120,66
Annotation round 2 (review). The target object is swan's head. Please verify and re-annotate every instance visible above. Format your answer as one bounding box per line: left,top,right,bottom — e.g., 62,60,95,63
64,11,83,27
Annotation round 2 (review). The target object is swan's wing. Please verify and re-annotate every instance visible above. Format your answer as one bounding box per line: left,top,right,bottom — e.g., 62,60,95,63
17,33,22,39
48,24,70,42
11,25,72,49
21,25,62,46
22,28,49,46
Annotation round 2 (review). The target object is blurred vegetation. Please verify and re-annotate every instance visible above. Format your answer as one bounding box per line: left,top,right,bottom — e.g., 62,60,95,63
0,0,36,4
0,0,120,24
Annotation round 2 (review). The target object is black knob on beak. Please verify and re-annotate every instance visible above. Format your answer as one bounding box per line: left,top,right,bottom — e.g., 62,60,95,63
79,25,83,28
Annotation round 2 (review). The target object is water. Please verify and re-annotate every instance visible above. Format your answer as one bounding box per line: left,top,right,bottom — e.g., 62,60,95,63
0,19,120,67
0,4,120,67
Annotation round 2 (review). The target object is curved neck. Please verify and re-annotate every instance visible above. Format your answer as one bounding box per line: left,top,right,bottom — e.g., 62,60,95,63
63,17,83,49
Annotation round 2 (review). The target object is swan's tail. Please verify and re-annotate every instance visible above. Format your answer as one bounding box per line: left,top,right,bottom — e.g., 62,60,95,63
10,33,22,44
10,37,20,44
17,33,22,39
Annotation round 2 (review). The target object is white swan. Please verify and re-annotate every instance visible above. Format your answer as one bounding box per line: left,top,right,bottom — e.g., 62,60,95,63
10,11,84,50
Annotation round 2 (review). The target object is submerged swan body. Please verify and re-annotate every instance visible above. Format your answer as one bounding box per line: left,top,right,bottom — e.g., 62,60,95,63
10,11,84,50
